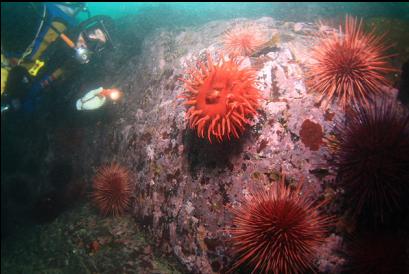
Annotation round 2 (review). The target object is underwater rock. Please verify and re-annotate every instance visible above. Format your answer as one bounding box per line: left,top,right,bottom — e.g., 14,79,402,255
316,234,345,273
293,22,304,32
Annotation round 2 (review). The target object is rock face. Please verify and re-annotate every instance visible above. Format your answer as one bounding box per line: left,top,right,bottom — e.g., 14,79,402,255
3,17,346,273
89,17,344,273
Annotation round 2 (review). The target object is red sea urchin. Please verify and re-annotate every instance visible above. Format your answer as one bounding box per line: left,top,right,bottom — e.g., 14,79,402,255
223,24,267,56
92,163,132,217
228,176,333,274
331,98,409,222
179,52,261,142
307,15,397,108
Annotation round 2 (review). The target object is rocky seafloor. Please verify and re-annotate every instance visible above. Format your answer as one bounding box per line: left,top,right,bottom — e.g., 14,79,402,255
2,16,407,273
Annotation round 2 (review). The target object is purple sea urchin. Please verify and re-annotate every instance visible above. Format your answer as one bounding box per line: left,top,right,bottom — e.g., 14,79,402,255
331,98,409,222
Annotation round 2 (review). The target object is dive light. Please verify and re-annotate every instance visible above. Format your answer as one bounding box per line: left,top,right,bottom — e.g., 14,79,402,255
74,47,92,64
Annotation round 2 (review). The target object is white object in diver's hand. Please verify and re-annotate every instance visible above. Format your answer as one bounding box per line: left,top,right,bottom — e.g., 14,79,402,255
76,87,106,110
76,87,123,111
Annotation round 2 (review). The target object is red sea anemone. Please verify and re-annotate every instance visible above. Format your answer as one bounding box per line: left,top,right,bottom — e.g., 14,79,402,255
179,52,261,143
223,24,267,56
306,15,397,108
92,163,132,217
228,176,333,274
331,98,409,222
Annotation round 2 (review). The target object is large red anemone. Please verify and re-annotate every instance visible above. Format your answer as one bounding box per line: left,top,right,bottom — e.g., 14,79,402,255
179,52,261,142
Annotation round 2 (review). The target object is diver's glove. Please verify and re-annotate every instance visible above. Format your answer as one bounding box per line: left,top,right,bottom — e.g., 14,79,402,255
1,103,10,114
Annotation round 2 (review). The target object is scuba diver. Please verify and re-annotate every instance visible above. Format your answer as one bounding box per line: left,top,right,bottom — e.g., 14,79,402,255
1,2,116,114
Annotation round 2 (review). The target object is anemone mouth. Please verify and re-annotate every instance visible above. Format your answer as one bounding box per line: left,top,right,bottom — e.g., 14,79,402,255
205,89,221,104
179,52,260,143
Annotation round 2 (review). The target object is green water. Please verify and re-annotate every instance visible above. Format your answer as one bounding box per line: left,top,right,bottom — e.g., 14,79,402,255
82,2,409,22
